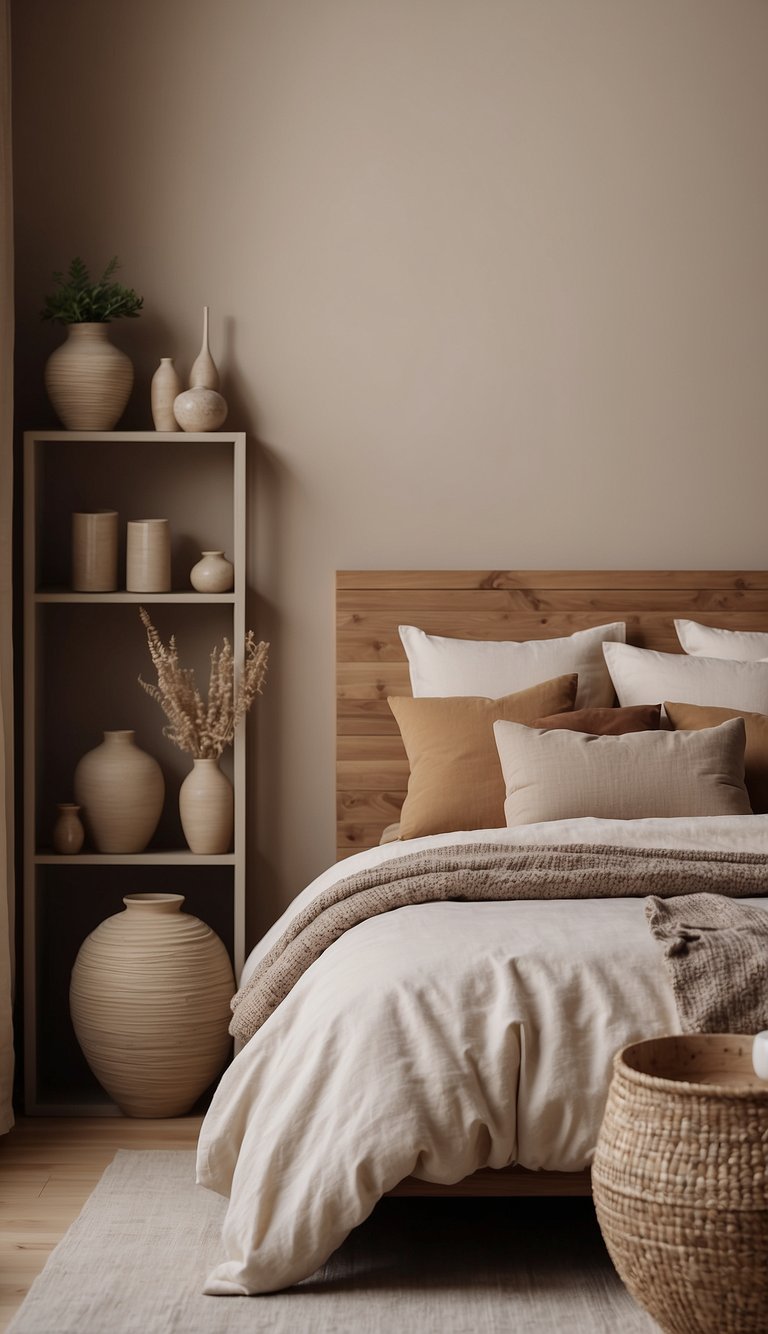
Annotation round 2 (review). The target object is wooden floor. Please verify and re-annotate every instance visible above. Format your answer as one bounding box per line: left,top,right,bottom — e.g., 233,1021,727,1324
0,1114,202,1332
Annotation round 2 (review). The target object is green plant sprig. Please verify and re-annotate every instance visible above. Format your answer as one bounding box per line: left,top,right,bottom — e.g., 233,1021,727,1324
41,257,144,324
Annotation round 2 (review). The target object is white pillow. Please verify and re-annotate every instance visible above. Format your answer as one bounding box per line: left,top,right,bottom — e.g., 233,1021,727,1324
493,716,751,825
675,618,768,661
603,642,768,712
399,622,626,709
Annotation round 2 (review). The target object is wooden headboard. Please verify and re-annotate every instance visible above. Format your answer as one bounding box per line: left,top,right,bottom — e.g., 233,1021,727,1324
336,570,768,859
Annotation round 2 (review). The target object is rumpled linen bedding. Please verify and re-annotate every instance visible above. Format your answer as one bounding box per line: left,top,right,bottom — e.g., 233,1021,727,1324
196,815,768,1296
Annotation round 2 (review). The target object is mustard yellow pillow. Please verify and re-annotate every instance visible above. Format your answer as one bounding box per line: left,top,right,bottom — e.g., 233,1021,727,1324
388,673,578,838
665,700,768,813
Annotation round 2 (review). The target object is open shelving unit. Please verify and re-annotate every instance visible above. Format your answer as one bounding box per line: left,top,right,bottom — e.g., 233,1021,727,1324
23,430,246,1114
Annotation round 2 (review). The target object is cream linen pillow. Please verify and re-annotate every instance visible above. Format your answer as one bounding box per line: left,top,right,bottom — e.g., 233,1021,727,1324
675,619,768,661
493,716,751,825
388,673,578,838
603,642,768,713
399,622,625,709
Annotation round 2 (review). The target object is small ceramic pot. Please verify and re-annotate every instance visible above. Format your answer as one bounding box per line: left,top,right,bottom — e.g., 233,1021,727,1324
52,803,85,855
173,387,228,433
190,551,234,593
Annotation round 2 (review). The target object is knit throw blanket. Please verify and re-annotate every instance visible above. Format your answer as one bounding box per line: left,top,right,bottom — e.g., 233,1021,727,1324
230,842,768,1043
646,892,768,1033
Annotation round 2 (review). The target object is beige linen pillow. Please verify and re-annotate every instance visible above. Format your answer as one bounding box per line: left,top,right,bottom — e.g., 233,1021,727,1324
399,622,625,709
603,642,768,713
664,701,768,814
388,673,578,838
675,619,768,661
493,716,751,826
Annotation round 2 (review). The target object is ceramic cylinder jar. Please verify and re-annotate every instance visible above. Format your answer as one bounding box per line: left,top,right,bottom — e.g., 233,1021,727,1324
52,803,85,855
126,518,171,592
189,550,234,593
70,893,235,1117
71,510,118,591
44,323,133,430
74,730,165,853
150,357,183,431
179,758,234,854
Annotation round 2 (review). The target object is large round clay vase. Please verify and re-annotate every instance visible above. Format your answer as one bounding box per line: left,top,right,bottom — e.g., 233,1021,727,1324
179,758,234,854
70,893,235,1116
44,322,133,430
74,730,164,853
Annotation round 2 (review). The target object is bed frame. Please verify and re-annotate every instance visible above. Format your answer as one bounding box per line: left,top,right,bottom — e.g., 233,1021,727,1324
336,569,768,1197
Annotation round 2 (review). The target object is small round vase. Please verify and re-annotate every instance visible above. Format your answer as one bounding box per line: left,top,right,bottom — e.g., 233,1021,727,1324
179,758,233,854
44,323,133,430
150,357,183,431
70,893,235,1117
190,550,234,593
74,730,164,853
173,386,228,432
52,803,85,855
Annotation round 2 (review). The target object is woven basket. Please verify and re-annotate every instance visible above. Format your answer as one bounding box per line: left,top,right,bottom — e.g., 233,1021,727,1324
593,1034,768,1334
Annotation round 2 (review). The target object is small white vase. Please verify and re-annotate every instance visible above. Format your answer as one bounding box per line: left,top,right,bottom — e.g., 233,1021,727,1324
188,305,219,390
150,357,183,431
74,730,165,853
190,550,234,593
70,893,235,1116
179,758,233,854
52,803,85,855
44,323,133,430
173,386,228,432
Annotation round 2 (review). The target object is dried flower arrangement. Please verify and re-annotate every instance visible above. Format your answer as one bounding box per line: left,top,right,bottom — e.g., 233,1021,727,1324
138,608,268,759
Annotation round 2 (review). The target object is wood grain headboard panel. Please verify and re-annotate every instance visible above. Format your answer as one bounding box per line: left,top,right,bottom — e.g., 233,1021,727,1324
336,570,768,859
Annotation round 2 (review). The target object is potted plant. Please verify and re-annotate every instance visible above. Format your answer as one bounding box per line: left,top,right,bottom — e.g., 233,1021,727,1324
42,256,144,430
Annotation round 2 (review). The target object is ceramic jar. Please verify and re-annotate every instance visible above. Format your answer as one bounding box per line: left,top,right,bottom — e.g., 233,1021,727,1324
70,893,235,1116
71,510,119,591
73,730,164,853
179,758,234,854
44,323,133,430
52,803,85,855
189,550,234,593
150,358,183,431
173,386,228,432
126,518,171,592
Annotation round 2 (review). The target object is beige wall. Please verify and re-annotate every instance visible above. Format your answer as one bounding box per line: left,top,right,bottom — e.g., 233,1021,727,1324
12,0,768,938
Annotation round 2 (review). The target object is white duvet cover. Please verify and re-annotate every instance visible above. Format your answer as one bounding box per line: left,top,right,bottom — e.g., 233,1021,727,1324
196,815,768,1295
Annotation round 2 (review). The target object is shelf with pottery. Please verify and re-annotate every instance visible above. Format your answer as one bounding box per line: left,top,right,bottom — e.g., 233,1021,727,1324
23,423,253,1117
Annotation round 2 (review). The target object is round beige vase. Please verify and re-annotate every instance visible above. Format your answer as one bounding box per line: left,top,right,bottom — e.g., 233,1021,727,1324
189,550,234,593
173,386,228,432
44,323,134,430
74,730,165,853
179,758,234,854
70,893,235,1117
52,803,85,855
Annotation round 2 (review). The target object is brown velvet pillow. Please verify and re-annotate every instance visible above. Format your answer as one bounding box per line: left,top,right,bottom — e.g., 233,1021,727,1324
528,704,662,734
665,701,768,813
389,673,578,838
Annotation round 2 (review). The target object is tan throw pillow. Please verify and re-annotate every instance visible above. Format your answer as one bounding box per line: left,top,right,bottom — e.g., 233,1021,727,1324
665,701,768,814
528,704,661,734
388,673,578,838
493,716,751,826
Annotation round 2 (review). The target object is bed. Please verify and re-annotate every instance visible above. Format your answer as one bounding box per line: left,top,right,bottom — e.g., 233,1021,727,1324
196,570,768,1295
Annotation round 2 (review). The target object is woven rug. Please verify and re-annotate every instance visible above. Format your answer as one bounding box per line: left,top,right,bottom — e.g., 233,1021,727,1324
9,1151,659,1333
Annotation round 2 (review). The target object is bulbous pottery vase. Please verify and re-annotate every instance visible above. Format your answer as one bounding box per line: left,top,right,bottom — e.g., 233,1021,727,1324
44,322,133,430
74,730,164,853
179,758,234,854
70,893,235,1116
189,550,234,593
173,386,228,432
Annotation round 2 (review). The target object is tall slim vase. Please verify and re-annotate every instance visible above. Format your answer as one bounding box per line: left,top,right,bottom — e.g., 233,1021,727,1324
179,758,233,854
188,306,219,389
150,357,183,430
70,893,235,1117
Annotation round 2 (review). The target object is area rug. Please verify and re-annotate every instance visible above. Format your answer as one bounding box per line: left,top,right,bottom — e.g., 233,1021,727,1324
9,1151,659,1333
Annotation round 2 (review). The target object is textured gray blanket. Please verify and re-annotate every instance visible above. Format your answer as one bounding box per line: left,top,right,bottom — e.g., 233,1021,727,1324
646,892,768,1033
230,842,768,1043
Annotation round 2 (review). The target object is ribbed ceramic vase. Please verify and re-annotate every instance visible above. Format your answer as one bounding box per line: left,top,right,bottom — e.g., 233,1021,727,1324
70,893,235,1117
74,730,164,853
150,357,183,431
44,323,133,430
52,803,85,855
179,758,234,854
